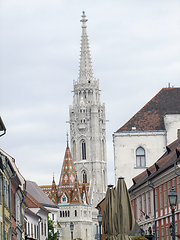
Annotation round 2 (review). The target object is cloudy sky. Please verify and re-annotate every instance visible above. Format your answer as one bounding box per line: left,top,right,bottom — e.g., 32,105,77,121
1,0,180,187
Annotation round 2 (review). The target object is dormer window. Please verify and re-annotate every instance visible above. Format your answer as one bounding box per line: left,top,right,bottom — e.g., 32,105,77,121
61,192,68,203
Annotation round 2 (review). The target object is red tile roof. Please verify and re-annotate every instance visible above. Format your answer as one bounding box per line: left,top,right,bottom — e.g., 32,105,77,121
129,138,180,191
116,87,180,132
25,191,50,213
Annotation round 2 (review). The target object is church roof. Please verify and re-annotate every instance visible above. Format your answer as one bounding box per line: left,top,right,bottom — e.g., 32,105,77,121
116,87,180,132
129,137,180,191
58,145,82,204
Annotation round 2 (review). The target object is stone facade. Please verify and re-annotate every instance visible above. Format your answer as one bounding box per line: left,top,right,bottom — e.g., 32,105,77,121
69,11,107,221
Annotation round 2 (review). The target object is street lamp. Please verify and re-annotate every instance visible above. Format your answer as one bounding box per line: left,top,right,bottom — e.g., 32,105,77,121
97,212,103,240
70,222,74,240
168,187,177,240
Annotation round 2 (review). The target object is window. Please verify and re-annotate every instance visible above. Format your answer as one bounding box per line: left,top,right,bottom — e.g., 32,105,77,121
102,139,105,161
75,210,77,217
41,222,43,235
44,222,46,236
148,191,151,214
144,193,147,215
34,225,36,238
136,147,146,167
159,186,162,209
28,223,30,236
31,223,33,237
166,226,169,240
52,214,54,220
60,211,62,217
164,183,167,207
61,192,68,203
73,140,76,160
162,227,164,240
83,171,87,183
68,210,70,217
82,140,86,160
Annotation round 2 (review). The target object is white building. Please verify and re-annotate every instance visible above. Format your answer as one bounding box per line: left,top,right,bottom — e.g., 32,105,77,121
113,87,180,188
69,10,107,222
25,191,49,240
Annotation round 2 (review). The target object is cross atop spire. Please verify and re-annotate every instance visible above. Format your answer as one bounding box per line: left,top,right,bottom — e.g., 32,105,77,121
80,11,88,28
79,11,93,83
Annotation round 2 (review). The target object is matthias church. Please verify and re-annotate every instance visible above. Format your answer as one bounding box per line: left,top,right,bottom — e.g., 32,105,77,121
40,11,107,240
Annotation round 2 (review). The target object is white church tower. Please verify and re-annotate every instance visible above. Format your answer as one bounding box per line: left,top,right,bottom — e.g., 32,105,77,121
69,11,107,220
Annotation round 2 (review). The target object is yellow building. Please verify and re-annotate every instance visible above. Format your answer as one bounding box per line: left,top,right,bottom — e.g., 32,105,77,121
0,152,13,239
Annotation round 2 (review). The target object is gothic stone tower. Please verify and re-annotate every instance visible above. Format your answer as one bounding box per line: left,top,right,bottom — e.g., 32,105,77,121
69,11,107,220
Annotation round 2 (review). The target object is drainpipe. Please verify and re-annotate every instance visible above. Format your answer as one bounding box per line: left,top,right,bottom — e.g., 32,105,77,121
174,162,180,176
147,181,156,240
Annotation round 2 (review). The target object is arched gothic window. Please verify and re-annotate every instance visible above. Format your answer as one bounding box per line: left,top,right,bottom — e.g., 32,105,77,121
82,140,86,160
73,140,76,160
83,171,87,183
102,139,105,161
136,147,146,167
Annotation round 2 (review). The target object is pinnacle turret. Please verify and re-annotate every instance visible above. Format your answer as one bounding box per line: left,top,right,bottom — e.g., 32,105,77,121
79,11,93,83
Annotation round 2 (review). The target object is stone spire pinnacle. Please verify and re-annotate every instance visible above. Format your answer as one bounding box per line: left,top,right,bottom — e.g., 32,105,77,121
79,11,93,83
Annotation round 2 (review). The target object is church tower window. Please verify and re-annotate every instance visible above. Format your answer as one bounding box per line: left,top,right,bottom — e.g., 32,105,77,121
136,147,146,167
72,140,76,160
75,210,77,217
83,171,87,183
82,140,86,160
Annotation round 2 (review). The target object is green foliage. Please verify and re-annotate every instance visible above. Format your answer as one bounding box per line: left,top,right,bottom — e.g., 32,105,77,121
131,236,148,240
48,216,57,240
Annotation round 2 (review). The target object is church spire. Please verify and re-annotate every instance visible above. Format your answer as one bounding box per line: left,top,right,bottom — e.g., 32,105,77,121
79,11,93,83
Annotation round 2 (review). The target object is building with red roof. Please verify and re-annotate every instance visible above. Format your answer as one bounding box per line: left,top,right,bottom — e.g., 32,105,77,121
113,87,180,188
129,137,180,239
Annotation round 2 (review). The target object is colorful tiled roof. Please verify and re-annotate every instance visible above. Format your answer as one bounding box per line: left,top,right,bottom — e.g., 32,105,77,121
57,145,82,204
116,87,180,132
129,137,180,191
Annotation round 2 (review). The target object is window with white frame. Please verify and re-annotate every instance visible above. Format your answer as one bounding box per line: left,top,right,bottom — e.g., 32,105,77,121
136,147,146,167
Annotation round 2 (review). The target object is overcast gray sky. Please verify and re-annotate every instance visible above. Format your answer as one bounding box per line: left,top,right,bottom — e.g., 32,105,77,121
1,0,180,187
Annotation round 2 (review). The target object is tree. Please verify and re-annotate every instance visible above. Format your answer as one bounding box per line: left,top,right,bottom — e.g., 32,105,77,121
48,216,57,240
